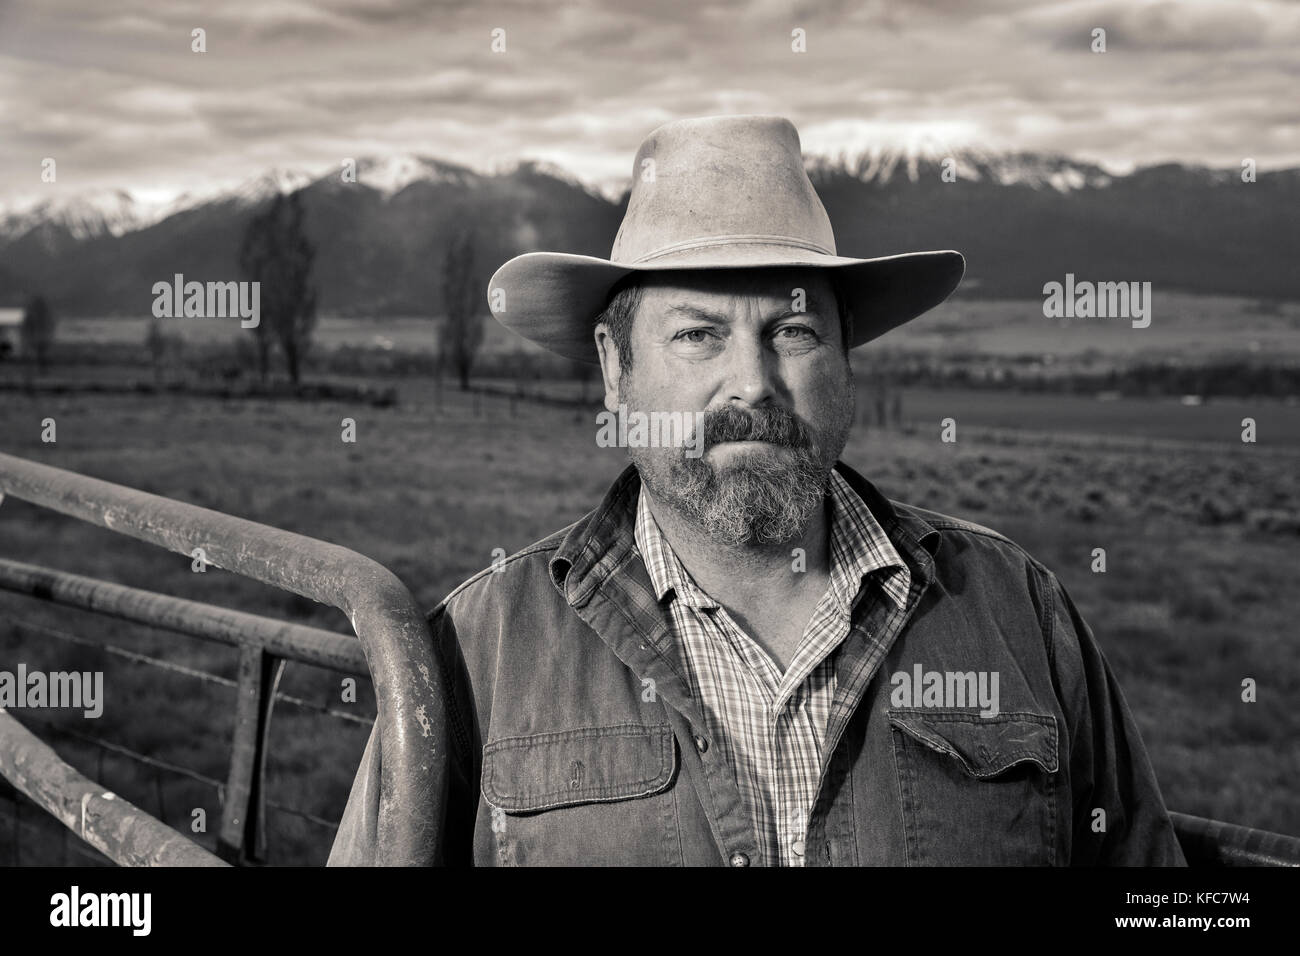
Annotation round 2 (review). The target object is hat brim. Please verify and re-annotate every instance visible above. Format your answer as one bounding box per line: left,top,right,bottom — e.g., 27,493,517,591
486,246,965,365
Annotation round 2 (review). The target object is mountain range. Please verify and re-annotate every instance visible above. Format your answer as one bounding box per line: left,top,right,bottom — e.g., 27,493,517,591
0,149,1296,316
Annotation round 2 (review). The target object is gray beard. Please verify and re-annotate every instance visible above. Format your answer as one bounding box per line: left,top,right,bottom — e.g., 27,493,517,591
636,445,832,547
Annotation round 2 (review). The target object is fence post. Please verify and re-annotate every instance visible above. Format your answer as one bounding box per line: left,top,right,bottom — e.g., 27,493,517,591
217,647,284,864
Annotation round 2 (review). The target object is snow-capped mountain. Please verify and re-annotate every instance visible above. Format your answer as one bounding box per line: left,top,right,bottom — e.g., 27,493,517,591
1,149,1295,314
496,158,613,201
0,188,152,242
0,158,470,244
0,147,1134,246
227,168,315,207
806,146,1115,193
0,153,612,246
351,155,479,196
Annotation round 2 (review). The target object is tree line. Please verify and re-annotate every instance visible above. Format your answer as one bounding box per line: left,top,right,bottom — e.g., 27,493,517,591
9,190,494,391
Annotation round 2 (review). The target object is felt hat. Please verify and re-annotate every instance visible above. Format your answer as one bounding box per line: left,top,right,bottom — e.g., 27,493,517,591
487,115,964,364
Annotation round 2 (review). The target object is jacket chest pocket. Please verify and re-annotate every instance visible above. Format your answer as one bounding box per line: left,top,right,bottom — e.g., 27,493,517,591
480,724,680,866
887,709,1060,866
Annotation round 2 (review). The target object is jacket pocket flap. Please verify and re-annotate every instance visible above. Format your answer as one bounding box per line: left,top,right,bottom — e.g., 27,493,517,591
482,723,676,812
887,710,1058,777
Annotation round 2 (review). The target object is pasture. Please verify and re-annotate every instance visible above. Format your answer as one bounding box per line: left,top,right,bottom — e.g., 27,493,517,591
0,374,1296,863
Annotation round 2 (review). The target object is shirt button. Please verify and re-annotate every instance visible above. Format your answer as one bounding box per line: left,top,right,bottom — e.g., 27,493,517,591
791,839,806,857
693,734,709,754
729,852,750,867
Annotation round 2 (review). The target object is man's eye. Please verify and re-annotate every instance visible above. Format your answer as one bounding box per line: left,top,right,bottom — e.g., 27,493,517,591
675,329,714,344
774,325,816,341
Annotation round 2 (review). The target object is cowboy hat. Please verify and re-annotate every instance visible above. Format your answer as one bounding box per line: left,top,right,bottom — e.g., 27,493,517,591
486,114,965,364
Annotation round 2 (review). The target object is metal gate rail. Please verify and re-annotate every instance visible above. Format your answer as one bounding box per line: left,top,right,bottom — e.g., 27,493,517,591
1171,812,1300,867
0,556,373,863
0,710,226,866
0,451,447,866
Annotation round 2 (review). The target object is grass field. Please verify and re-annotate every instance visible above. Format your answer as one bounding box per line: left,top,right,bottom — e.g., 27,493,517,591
0,369,1296,864
884,292,1300,362
53,291,1300,364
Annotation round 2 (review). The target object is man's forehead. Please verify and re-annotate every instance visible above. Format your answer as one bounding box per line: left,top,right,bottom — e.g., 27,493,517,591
636,268,838,313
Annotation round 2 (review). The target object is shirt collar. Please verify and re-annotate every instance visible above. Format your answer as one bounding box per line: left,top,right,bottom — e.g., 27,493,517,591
826,468,912,611
633,490,717,609
549,462,940,612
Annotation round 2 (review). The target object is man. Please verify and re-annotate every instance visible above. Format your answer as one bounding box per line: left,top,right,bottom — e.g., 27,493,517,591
330,115,1185,866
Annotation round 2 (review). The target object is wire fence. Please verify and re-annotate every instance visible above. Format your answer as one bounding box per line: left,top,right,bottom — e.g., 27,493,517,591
2,614,373,864
11,618,376,727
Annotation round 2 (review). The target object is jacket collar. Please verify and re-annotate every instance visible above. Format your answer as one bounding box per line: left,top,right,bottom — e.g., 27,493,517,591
548,461,941,610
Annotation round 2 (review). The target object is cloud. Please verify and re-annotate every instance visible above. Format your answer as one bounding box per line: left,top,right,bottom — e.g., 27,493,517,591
1023,0,1300,52
0,0,1297,207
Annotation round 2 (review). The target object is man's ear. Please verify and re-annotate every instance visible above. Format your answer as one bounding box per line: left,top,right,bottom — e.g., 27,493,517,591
594,322,622,413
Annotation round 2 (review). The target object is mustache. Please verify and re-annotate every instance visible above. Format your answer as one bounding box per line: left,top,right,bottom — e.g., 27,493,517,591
701,404,815,450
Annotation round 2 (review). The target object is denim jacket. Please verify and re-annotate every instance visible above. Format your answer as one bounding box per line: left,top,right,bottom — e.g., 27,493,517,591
329,462,1187,866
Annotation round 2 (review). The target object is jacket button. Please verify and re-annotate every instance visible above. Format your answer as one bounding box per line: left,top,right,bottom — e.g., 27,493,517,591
729,852,749,867
693,734,709,754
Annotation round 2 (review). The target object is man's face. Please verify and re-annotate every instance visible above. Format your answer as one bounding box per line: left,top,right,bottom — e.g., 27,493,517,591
595,268,856,546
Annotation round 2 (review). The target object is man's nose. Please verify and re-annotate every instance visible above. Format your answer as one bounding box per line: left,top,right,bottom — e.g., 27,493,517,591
721,333,777,406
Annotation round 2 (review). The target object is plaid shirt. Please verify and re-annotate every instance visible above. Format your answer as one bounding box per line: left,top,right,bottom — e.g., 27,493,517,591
633,469,911,867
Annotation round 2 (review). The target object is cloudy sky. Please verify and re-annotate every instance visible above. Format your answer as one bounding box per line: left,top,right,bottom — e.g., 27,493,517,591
1,0,1297,208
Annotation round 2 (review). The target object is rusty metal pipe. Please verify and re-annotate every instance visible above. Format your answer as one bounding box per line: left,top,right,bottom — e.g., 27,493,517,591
0,557,369,675
0,709,227,866
0,451,447,865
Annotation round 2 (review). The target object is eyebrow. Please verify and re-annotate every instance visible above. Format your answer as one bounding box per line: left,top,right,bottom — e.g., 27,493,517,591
662,301,834,323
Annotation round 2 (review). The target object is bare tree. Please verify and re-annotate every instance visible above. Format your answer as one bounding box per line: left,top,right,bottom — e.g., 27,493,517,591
238,209,277,384
20,294,55,372
238,192,318,385
440,226,485,391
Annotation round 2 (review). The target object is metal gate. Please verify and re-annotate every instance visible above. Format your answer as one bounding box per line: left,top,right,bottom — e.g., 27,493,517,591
0,451,448,866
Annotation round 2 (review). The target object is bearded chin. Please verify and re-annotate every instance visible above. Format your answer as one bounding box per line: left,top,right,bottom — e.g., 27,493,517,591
636,445,832,547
